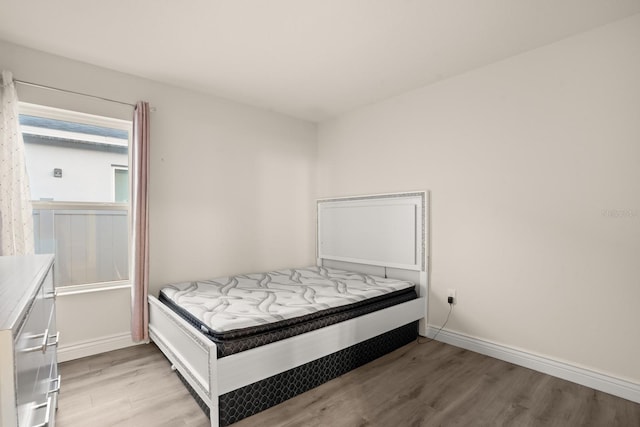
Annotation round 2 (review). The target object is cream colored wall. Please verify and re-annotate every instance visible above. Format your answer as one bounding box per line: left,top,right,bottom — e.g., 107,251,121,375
2,14,637,381
317,15,640,383
0,40,317,357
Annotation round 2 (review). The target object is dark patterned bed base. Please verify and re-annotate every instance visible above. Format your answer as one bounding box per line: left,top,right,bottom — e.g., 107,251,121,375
176,321,418,426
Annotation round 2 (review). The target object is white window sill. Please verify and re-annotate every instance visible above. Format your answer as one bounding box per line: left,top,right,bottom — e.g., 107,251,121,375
56,280,131,296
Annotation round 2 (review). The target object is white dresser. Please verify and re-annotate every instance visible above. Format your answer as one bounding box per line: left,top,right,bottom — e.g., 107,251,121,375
0,255,59,427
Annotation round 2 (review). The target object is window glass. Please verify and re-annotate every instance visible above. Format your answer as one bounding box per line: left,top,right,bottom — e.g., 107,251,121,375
21,104,132,288
114,168,129,203
21,114,129,203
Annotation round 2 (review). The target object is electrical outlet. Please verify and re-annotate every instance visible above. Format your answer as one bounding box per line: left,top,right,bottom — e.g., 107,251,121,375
447,289,456,304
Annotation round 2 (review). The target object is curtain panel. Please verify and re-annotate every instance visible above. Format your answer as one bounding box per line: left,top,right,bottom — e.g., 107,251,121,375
131,101,150,342
0,70,34,256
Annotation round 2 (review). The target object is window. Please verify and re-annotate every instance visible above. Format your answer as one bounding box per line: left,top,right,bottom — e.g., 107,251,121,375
113,166,129,203
20,103,132,290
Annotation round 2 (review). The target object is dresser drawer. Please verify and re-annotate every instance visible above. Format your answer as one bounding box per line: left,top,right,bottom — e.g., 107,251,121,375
14,264,59,427
15,288,47,415
0,255,56,427
42,269,55,302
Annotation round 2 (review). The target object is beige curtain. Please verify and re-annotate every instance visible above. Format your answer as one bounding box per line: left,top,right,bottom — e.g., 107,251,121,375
0,70,34,256
131,101,150,342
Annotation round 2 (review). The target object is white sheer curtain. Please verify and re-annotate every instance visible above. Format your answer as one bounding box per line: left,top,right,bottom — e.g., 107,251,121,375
0,70,34,256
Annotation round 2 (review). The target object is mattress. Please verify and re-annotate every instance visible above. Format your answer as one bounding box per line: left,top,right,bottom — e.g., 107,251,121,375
159,266,417,357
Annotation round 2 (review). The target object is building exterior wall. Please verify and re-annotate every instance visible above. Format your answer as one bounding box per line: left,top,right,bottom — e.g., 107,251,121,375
24,137,128,203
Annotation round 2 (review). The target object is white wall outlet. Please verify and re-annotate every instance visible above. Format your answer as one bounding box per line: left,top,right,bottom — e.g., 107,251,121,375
447,289,457,303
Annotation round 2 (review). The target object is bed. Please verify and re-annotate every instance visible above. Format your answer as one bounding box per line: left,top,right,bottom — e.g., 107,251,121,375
148,191,429,426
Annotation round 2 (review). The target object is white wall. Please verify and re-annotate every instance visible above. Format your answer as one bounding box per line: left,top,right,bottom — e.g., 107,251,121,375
0,40,317,359
317,15,640,384
2,13,637,389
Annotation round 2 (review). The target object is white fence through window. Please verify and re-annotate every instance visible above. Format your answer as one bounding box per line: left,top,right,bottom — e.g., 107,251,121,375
33,202,129,287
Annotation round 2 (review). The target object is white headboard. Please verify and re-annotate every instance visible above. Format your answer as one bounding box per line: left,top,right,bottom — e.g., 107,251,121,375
317,191,429,303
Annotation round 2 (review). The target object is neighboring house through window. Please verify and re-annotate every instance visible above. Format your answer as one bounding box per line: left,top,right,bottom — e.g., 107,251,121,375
113,166,129,203
20,103,132,290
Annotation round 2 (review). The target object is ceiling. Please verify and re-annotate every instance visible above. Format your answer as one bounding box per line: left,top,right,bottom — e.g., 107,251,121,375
1,1,639,122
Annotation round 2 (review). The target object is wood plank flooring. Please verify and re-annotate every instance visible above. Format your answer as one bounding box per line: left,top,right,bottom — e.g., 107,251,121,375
56,341,640,427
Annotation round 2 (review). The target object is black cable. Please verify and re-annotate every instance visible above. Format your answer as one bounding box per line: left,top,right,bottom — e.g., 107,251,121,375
417,302,453,344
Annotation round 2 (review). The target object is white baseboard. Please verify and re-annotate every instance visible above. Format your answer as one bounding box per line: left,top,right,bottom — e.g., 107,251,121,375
58,332,138,362
426,326,640,404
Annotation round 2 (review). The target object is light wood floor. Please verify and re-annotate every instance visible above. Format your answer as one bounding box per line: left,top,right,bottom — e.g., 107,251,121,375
56,341,640,427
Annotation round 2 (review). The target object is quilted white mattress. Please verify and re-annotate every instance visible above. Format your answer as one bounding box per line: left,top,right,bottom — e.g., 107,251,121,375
159,266,415,335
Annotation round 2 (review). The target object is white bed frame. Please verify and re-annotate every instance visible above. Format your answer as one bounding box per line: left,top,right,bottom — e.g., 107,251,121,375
148,191,429,427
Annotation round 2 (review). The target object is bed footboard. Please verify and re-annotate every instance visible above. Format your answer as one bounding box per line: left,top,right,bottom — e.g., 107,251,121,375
148,295,219,427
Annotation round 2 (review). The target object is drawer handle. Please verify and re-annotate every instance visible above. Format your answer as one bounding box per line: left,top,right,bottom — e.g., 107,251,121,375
22,328,49,353
48,375,62,395
31,395,53,427
46,331,60,349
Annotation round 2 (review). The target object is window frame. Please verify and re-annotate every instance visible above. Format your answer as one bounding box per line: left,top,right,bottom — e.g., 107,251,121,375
20,102,133,294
